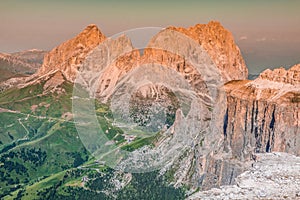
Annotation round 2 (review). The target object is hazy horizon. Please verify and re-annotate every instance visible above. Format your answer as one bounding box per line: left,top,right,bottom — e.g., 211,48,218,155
1,0,300,74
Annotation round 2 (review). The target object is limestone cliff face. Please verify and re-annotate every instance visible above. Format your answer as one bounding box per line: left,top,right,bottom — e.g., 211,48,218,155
37,24,106,81
168,21,248,82
175,65,300,191
224,64,300,161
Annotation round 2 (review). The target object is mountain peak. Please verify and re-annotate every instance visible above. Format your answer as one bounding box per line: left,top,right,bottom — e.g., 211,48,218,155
85,23,98,29
80,24,103,36
166,21,248,81
37,24,106,81
193,20,222,29
73,24,106,47
35,21,248,85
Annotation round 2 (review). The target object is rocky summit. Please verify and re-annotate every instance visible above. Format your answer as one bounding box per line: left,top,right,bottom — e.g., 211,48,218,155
168,21,248,81
37,24,106,81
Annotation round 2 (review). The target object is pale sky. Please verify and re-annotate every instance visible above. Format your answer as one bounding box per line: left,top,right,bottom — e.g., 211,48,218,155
1,0,299,74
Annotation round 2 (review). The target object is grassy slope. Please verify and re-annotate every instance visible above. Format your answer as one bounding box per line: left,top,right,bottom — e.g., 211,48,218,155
0,81,90,198
0,79,183,199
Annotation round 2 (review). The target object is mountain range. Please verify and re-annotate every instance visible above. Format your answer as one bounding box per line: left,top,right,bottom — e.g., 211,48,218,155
0,21,299,199
0,50,46,82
